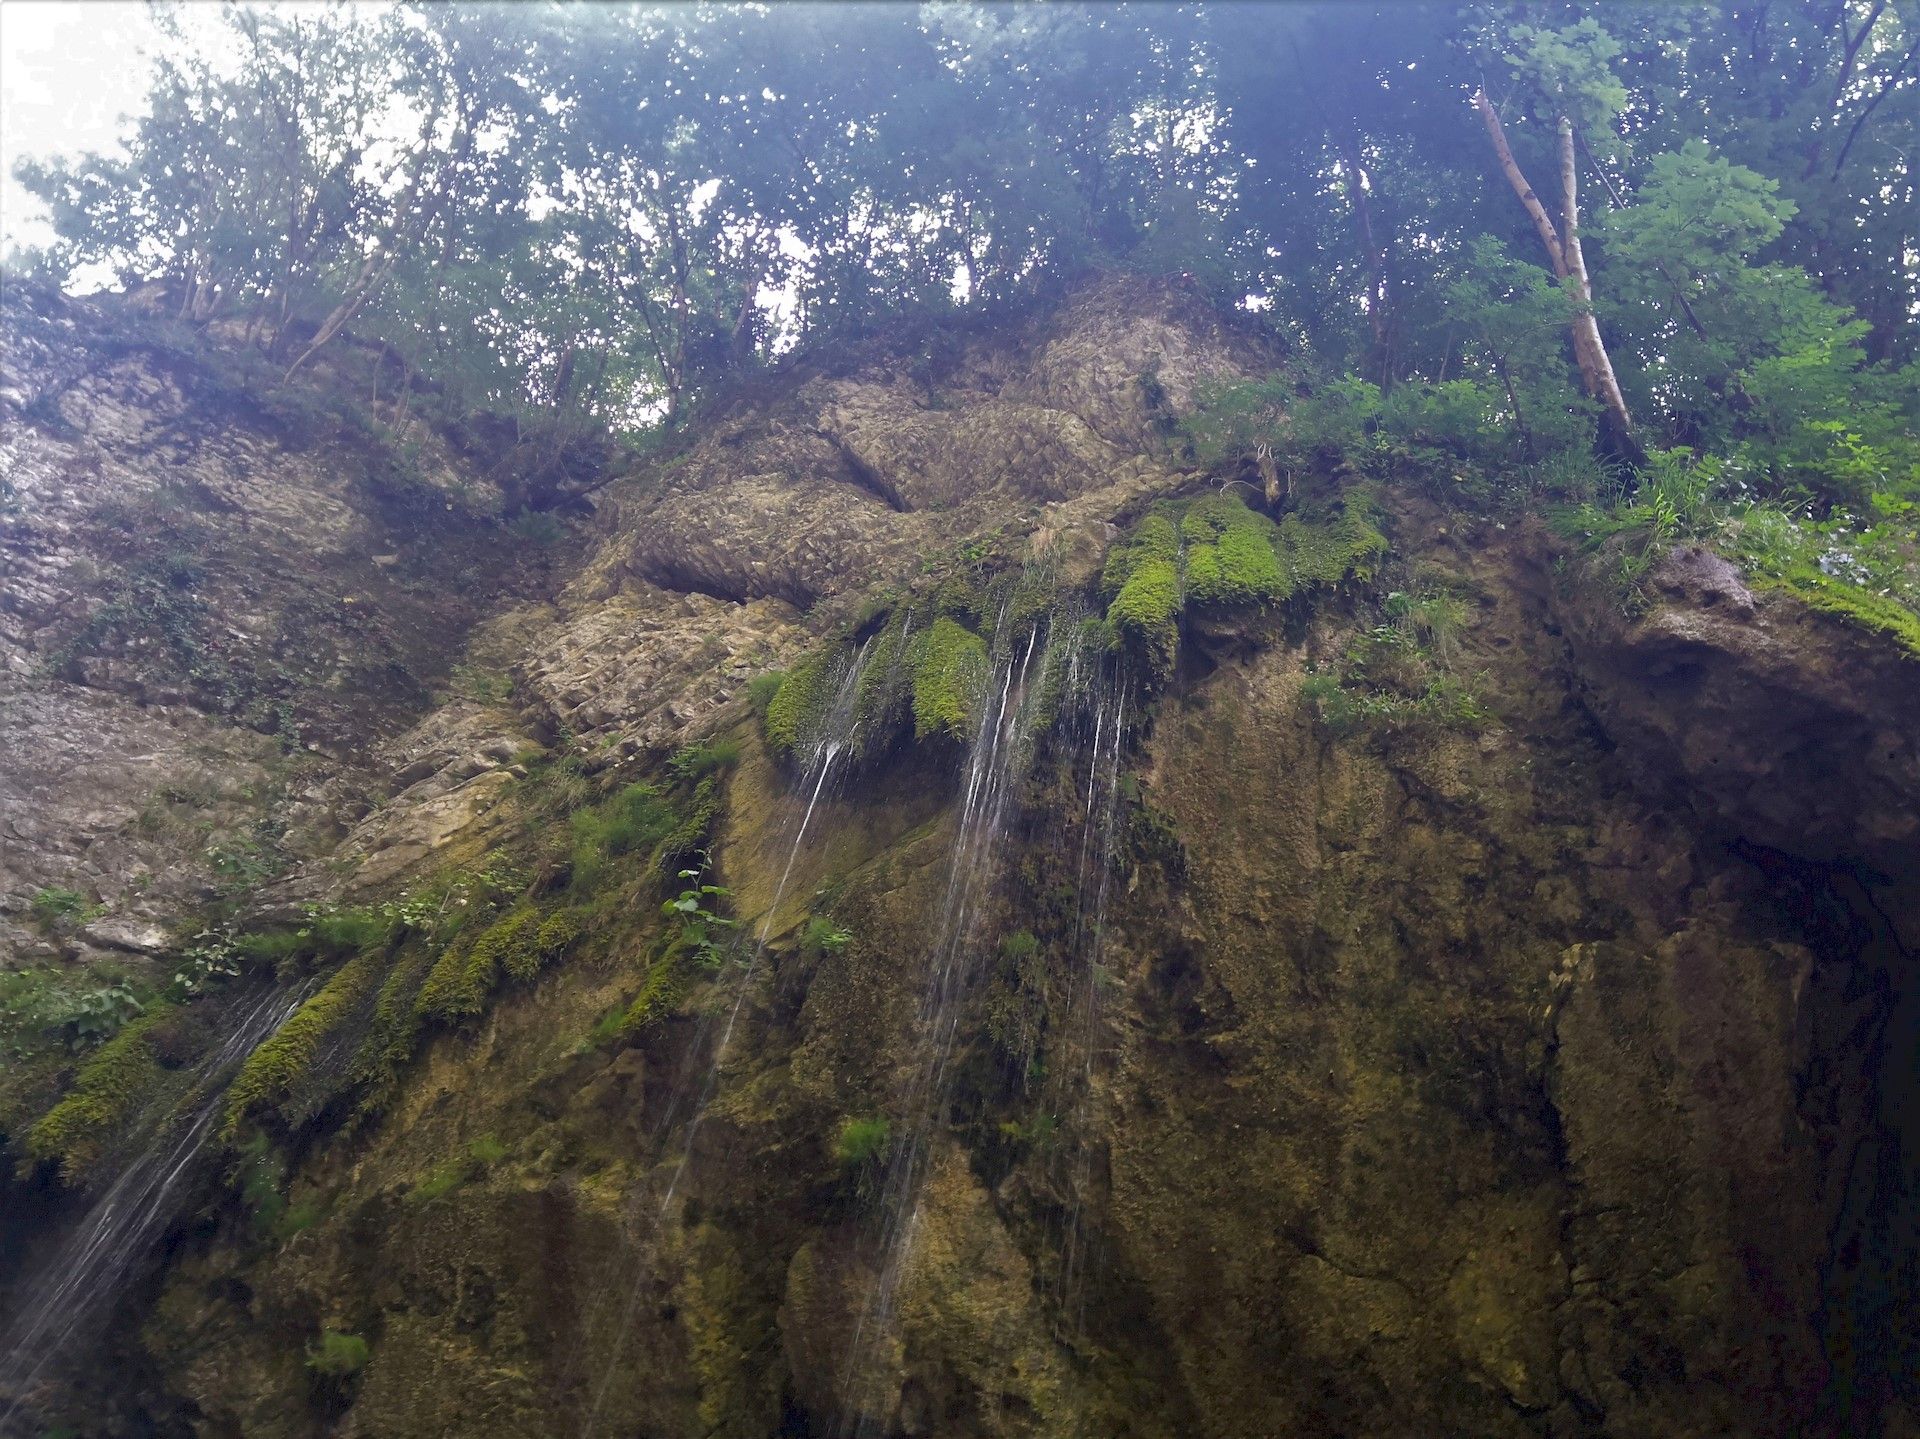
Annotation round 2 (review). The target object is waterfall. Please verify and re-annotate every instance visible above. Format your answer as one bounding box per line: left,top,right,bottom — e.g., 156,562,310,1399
835,609,1061,1435
0,976,313,1429
1051,660,1129,1336
579,637,878,1438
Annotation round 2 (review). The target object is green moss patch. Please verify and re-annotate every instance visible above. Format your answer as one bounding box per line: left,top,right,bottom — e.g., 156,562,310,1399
764,652,834,760
1098,491,1389,677
25,1005,172,1182
1279,504,1388,588
912,616,991,741
1100,511,1180,600
1770,567,1920,658
1182,494,1287,607
224,951,382,1134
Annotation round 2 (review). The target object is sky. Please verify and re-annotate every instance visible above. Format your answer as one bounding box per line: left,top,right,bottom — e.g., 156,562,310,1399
1,1,160,256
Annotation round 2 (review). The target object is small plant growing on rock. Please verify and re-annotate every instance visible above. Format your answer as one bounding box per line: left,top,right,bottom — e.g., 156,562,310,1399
835,1115,891,1166
664,861,736,969
802,915,853,956
29,886,101,934
306,1330,369,1379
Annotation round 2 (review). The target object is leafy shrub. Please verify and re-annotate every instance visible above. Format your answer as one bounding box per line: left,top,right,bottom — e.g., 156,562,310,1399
570,783,680,890
2,968,146,1060
746,670,784,719
29,887,99,933
666,737,743,783
802,915,853,956
661,865,736,970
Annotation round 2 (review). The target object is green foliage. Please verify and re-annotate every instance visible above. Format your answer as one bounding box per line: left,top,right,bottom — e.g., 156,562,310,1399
763,653,833,761
1278,504,1389,589
666,737,743,784
468,1133,509,1166
453,908,541,1004
1099,512,1180,601
661,864,736,971
28,887,101,933
1555,447,1920,648
802,916,853,956
912,617,991,741
1107,558,1183,670
349,945,437,1096
617,952,689,1036
1772,570,1920,658
1098,492,1388,677
746,671,784,720
1,966,149,1059
515,911,585,981
999,930,1041,965
411,1161,467,1204
24,1006,170,1182
447,664,515,704
1300,605,1495,739
570,783,680,891
234,1132,289,1239
306,1331,369,1379
413,939,480,1021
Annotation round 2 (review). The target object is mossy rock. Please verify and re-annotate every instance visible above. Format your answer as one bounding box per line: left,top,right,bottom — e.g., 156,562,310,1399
1769,566,1920,657
912,616,990,741
25,1005,172,1182
763,651,835,761
1182,494,1288,608
225,951,383,1135
1280,502,1388,588
1100,510,1180,601
1107,557,1182,670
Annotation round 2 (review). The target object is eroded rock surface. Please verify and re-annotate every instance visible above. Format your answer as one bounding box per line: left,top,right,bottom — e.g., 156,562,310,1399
5,278,1917,1439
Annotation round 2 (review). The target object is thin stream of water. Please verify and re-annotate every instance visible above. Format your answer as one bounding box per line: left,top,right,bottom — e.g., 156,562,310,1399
0,977,314,1430
579,639,879,1438
835,610,1061,1435
1053,669,1128,1335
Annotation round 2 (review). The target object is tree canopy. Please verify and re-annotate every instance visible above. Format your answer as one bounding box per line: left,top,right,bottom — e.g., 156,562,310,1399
11,0,1918,521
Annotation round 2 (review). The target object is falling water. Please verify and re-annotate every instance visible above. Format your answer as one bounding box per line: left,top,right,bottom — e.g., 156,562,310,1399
835,609,1061,1435
0,976,313,1429
579,637,880,1437
1050,658,1129,1335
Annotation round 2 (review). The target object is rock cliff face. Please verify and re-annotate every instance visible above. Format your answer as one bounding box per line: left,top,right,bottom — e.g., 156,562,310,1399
1,277,1915,1439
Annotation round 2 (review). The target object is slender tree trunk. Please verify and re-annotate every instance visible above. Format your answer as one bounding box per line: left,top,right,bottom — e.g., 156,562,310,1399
1472,90,1640,460
1556,117,1637,455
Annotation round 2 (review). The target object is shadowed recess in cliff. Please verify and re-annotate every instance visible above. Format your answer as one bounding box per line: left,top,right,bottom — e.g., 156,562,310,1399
0,977,313,1428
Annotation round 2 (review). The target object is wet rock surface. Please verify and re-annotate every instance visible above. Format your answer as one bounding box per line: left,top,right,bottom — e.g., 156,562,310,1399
4,279,1917,1439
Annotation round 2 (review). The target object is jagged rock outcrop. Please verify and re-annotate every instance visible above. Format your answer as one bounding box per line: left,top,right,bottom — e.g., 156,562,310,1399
1560,543,1920,882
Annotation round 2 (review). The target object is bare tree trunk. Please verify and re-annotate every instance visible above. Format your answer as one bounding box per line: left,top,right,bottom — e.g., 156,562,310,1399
1556,117,1637,455
1472,90,1640,459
